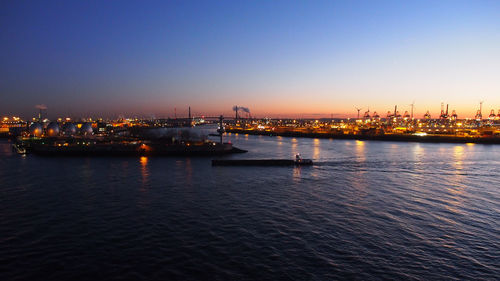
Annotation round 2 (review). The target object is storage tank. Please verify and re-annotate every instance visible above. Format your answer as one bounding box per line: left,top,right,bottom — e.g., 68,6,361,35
62,123,77,135
46,122,60,137
29,122,43,137
80,123,93,135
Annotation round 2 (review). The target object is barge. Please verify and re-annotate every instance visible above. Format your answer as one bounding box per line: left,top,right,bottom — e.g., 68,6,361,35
212,158,313,166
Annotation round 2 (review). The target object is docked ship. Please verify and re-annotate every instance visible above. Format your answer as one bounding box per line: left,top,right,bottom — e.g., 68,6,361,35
15,137,246,156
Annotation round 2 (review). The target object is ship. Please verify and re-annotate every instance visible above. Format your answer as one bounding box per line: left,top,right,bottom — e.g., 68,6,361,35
14,137,246,156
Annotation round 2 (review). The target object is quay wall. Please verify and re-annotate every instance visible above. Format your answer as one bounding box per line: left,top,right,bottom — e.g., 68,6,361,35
226,129,500,144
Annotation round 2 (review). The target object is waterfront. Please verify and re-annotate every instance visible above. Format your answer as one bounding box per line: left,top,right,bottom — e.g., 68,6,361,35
1,135,499,280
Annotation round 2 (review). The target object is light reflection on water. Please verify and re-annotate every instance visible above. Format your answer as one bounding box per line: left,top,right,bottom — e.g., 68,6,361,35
444,145,468,214
355,140,366,163
291,138,298,156
185,158,193,187
313,138,320,160
140,156,149,189
292,166,301,183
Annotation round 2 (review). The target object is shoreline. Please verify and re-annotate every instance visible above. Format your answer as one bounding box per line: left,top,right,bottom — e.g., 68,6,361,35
226,129,500,144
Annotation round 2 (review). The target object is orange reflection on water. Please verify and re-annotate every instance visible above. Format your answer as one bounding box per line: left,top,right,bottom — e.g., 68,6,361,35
291,139,298,155
140,156,148,166
355,140,366,162
140,156,149,189
453,145,464,168
313,138,320,159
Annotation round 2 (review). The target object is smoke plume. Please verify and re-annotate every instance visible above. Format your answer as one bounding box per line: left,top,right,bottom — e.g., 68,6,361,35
233,105,250,113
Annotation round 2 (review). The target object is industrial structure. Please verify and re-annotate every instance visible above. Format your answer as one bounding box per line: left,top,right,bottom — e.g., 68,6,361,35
2,103,500,144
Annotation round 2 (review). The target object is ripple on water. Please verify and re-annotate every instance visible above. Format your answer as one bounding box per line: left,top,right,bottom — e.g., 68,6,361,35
0,138,499,280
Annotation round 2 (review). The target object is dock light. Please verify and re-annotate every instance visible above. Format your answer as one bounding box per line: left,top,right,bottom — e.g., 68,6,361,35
414,132,428,136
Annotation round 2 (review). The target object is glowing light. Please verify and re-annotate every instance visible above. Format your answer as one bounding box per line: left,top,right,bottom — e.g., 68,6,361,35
140,156,148,166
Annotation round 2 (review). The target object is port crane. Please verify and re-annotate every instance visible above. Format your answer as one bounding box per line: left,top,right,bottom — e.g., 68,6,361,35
475,101,483,121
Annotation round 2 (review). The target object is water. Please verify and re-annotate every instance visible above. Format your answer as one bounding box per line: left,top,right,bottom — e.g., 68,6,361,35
1,134,499,280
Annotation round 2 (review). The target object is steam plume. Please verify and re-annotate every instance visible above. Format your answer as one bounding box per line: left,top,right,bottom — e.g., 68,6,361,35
233,105,250,113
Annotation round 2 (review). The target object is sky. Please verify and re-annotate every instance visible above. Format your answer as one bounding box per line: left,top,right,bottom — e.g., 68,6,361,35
1,0,499,119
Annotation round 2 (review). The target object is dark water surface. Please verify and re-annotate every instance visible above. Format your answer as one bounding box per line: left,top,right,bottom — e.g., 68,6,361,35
1,134,499,280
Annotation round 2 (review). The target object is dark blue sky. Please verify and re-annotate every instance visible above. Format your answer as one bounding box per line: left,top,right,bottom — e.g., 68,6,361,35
1,0,499,118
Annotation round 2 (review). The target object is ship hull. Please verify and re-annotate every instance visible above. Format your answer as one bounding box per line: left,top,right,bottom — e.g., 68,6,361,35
24,142,246,157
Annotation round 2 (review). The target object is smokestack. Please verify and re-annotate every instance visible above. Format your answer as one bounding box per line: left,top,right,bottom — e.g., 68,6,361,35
188,106,192,126
35,104,47,122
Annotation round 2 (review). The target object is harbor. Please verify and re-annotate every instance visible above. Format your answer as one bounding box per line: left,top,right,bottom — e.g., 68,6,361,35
2,1,500,280
10,117,246,157
3,103,500,157
225,104,500,144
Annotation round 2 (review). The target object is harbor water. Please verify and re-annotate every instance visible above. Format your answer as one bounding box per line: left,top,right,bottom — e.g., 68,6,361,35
1,134,499,280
